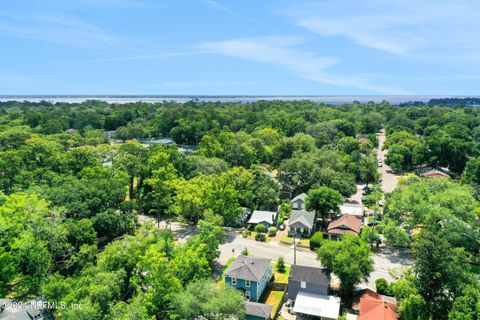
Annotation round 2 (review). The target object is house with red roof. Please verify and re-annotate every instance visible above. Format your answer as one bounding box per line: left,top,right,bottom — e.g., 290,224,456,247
352,289,399,320
327,214,362,240
419,168,450,178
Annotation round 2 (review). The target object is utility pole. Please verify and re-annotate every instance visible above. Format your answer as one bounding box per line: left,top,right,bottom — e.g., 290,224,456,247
293,231,297,265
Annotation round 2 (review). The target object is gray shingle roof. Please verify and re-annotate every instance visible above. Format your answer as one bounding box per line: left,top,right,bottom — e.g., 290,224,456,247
289,210,315,229
289,265,330,286
225,255,272,282
245,301,273,319
247,210,276,225
291,193,307,203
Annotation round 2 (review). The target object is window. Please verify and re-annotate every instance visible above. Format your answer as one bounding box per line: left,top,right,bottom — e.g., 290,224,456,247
245,280,251,287
293,202,299,209
245,291,251,300
231,278,237,285
301,281,306,289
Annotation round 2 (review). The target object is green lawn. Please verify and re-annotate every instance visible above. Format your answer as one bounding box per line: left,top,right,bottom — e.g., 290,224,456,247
259,288,285,319
298,239,310,248
280,236,293,245
272,263,291,284
218,257,235,283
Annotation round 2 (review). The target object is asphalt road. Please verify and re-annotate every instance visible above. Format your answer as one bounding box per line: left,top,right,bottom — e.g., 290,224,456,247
218,232,412,288
218,231,320,267
378,130,399,194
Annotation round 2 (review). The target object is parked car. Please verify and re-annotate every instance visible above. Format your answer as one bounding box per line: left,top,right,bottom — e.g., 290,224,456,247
378,200,385,206
363,188,372,195
278,223,286,231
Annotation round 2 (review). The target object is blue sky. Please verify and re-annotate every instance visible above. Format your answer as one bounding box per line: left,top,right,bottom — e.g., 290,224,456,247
1,0,480,95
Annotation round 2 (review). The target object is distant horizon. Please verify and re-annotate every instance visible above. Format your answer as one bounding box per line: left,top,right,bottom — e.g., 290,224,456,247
1,94,479,105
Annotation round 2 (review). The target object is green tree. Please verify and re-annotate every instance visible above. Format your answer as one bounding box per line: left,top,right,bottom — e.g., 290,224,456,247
462,157,480,186
172,280,245,320
361,226,381,248
375,278,391,295
399,294,429,320
448,283,480,320
413,230,472,319
359,155,379,186
306,186,343,224
276,256,286,273
317,234,374,300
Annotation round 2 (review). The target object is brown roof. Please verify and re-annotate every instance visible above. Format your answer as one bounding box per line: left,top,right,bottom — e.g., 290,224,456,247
327,215,362,235
420,169,450,178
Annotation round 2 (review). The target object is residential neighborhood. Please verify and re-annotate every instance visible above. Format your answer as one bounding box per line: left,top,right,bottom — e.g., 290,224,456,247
0,99,479,320
213,134,410,320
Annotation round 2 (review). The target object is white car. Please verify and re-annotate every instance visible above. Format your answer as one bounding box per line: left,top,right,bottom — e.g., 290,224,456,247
378,200,385,206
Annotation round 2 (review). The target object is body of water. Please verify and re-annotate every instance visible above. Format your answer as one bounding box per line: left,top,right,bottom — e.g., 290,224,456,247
0,95,477,105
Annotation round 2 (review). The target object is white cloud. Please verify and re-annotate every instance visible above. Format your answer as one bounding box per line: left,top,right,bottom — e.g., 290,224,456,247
84,51,207,63
0,12,119,48
195,0,262,23
198,36,408,94
289,0,480,60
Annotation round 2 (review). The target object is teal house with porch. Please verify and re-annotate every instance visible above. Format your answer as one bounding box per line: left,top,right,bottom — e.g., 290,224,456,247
224,255,273,302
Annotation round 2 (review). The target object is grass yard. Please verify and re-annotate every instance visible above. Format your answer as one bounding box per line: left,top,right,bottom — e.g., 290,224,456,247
298,239,310,248
272,263,291,284
217,257,235,283
259,288,285,319
280,236,293,245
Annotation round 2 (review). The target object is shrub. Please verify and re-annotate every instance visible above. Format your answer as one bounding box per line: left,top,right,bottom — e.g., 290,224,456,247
375,278,392,295
310,231,324,250
276,256,286,273
241,247,249,255
254,223,267,233
241,230,251,238
268,227,277,237
255,233,266,242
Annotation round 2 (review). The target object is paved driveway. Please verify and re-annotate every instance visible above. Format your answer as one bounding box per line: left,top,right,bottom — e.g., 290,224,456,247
137,214,197,243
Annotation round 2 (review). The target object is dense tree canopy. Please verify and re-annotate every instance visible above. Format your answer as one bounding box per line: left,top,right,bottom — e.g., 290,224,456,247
1,99,480,318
